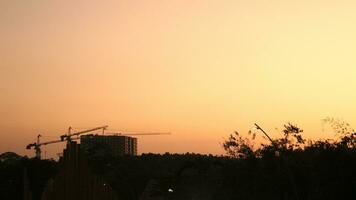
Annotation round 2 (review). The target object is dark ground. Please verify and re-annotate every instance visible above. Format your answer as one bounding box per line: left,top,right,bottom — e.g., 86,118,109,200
1,145,355,200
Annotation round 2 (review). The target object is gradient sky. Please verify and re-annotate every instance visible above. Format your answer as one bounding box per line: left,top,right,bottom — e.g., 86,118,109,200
1,0,356,158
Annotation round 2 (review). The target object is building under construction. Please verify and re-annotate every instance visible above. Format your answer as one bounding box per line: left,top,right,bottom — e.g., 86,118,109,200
26,125,169,159
80,134,138,156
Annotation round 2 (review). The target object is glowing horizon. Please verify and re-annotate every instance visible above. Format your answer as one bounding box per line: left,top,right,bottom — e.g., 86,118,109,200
1,0,356,158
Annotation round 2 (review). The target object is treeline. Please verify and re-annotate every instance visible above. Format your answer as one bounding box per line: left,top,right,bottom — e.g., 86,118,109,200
0,152,58,200
85,149,355,200
86,119,355,200
2,149,355,200
0,119,355,200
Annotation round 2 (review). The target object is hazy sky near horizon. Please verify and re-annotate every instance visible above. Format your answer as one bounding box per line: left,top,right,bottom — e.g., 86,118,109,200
1,0,356,158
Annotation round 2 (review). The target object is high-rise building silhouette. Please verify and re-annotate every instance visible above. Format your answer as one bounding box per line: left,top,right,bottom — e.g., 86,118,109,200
80,135,137,156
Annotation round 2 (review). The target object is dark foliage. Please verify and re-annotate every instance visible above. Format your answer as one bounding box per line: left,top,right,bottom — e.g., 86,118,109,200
1,147,355,200
222,122,356,199
0,153,59,200
1,121,355,200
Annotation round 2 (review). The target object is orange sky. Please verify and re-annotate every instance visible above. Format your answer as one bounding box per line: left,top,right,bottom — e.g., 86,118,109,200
1,0,356,158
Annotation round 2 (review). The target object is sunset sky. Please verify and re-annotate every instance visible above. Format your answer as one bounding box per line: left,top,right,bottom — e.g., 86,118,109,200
1,0,356,158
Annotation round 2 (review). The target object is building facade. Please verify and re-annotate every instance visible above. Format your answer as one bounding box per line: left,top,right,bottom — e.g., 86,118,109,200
80,135,137,156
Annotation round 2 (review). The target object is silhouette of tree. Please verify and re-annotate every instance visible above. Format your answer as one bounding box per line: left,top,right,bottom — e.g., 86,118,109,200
322,117,356,148
223,131,255,158
273,122,305,150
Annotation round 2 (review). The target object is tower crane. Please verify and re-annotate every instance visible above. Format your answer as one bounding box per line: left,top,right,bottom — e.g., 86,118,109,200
26,135,79,159
26,125,108,159
60,125,108,141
